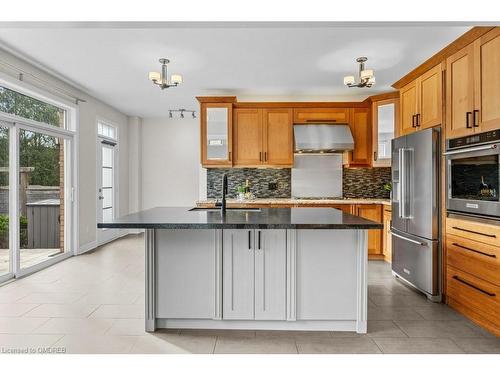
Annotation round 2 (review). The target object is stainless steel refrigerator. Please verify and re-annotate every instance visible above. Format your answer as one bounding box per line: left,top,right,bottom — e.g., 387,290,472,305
391,127,440,300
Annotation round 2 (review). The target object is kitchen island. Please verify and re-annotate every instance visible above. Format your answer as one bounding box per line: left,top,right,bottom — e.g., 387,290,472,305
98,207,382,333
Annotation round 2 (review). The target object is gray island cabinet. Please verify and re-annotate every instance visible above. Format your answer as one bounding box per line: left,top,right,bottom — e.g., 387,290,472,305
98,207,382,333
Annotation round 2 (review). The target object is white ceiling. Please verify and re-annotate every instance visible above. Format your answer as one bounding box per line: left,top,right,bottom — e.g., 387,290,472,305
0,24,470,118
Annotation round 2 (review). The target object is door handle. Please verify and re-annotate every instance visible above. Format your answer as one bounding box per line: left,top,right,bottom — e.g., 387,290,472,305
443,144,497,156
452,243,496,258
473,110,480,127
466,111,472,129
451,226,496,238
452,275,496,297
390,231,426,246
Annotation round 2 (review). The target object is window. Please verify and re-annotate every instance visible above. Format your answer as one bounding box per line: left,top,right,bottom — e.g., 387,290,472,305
98,121,116,139
0,85,66,128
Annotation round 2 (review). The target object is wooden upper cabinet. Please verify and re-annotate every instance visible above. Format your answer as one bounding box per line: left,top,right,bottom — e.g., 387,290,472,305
446,28,500,138
399,64,442,136
419,64,443,129
347,107,371,167
475,28,500,132
263,109,293,166
200,102,233,167
233,108,263,166
446,43,475,138
233,108,294,167
400,80,418,135
372,98,398,167
293,108,349,124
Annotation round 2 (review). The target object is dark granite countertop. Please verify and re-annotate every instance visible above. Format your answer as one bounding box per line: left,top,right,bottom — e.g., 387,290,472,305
97,207,383,230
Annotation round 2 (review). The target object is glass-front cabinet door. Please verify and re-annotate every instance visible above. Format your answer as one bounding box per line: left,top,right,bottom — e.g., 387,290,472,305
372,98,399,167
200,103,233,167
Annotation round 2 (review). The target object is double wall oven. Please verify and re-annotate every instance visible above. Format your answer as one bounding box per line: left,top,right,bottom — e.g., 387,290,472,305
445,129,500,218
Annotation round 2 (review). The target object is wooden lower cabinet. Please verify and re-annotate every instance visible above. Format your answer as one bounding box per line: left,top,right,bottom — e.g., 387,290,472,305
354,204,383,258
382,207,392,263
445,216,500,337
330,204,354,214
447,266,500,336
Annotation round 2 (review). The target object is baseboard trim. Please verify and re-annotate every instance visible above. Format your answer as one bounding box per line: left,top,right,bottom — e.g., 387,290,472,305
78,230,139,255
156,319,358,332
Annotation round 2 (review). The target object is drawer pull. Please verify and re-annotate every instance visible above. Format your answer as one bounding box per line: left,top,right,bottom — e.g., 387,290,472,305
452,243,497,258
452,226,496,238
452,275,496,297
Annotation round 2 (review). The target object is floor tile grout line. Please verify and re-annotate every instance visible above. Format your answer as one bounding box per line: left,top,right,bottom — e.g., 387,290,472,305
367,336,385,354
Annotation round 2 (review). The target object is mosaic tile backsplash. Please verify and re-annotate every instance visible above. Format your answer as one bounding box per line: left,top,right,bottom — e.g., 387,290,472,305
207,168,291,199
343,167,391,199
206,167,391,199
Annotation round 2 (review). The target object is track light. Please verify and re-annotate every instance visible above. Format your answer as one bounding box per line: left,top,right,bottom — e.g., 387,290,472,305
168,109,196,119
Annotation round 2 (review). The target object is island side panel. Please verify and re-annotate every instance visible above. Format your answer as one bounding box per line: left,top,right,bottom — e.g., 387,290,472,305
155,229,218,319
356,230,368,333
145,229,156,332
295,229,360,321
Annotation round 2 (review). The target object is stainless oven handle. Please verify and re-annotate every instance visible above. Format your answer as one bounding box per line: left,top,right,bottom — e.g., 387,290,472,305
390,231,426,247
443,144,497,156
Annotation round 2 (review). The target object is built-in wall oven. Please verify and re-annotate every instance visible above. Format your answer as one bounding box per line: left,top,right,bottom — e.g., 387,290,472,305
445,129,500,218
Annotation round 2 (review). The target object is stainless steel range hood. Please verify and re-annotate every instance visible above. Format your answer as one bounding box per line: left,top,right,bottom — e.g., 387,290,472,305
294,124,354,153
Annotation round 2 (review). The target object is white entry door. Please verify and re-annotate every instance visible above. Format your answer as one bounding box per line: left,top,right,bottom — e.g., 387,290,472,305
97,139,119,245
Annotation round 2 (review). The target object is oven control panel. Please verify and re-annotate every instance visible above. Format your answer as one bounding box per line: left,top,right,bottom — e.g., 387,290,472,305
448,129,500,149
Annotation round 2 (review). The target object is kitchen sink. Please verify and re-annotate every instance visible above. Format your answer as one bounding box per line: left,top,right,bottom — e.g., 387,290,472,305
189,207,261,212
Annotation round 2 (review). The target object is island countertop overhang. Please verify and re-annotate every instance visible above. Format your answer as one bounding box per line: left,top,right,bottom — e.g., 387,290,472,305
97,207,383,230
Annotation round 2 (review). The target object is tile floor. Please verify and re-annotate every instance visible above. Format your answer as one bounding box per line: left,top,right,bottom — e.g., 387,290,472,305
1,248,63,274
0,233,499,354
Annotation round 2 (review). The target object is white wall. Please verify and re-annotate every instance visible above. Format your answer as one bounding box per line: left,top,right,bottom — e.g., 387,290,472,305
141,117,201,209
0,48,130,252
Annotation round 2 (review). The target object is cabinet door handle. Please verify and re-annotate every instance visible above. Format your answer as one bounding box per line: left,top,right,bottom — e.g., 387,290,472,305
258,230,261,250
228,151,232,161
373,151,378,161
466,111,472,129
452,243,496,258
416,113,420,127
451,226,496,238
473,110,480,127
412,114,416,128
452,275,496,297
264,152,267,162
259,152,262,161
248,230,252,250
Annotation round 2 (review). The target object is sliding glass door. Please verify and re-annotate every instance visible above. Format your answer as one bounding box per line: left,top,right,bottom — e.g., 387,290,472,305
0,122,10,282
19,129,68,270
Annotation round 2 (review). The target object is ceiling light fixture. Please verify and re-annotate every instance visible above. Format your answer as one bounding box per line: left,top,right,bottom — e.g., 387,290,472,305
149,58,183,90
343,57,375,88
168,109,196,119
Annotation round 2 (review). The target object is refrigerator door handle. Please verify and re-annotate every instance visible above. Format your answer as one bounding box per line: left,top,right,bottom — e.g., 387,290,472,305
398,148,405,218
390,231,427,247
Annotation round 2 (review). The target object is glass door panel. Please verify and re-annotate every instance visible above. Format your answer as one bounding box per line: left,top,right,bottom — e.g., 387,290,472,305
0,124,10,279
19,129,65,269
376,103,395,160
